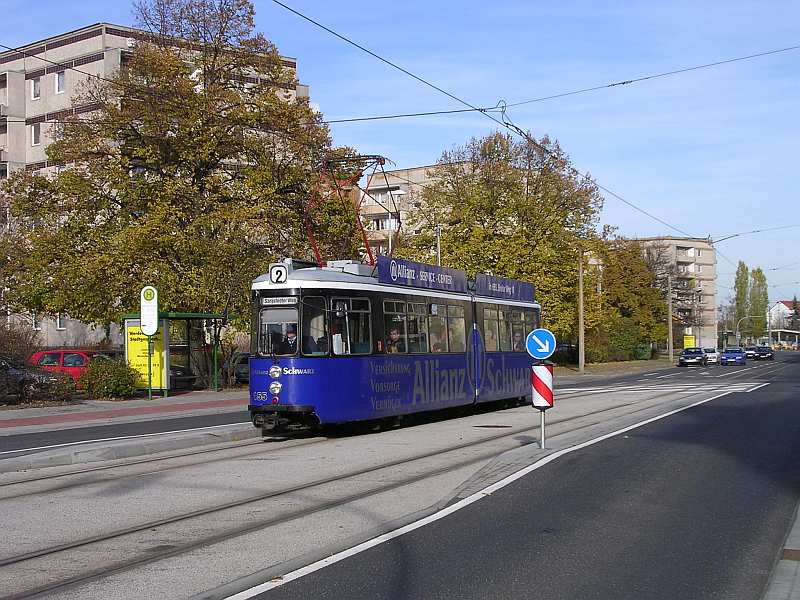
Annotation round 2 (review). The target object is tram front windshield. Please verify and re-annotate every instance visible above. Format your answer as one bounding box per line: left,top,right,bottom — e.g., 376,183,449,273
259,307,298,356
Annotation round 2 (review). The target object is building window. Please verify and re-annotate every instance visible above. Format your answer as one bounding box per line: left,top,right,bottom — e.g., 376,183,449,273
31,123,42,146
32,314,41,331
370,217,398,231
55,71,65,94
31,77,40,100
0,163,7,180
56,313,66,330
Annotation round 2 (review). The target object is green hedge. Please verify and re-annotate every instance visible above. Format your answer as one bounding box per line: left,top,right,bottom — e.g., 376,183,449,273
79,359,139,400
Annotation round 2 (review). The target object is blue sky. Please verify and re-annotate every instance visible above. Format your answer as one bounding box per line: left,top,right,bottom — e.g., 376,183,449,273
4,0,800,303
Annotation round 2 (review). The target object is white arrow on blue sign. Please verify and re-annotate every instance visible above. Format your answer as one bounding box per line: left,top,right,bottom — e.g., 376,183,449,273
526,328,557,360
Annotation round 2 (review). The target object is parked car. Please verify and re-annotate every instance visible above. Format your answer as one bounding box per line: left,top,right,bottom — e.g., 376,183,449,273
720,347,746,366
755,346,775,360
744,346,758,359
678,347,708,367
702,348,720,365
29,348,121,383
221,352,250,385
0,354,70,403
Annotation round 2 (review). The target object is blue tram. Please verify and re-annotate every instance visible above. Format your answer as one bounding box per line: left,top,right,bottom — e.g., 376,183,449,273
248,256,540,432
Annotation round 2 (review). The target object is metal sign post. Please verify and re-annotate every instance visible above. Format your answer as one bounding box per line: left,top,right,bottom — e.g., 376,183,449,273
147,336,153,401
526,328,556,449
140,286,159,401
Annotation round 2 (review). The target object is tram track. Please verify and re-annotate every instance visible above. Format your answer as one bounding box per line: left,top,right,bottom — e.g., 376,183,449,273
0,434,327,499
0,384,741,599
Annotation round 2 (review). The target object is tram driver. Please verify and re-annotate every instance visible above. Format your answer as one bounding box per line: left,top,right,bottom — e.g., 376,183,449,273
277,324,298,355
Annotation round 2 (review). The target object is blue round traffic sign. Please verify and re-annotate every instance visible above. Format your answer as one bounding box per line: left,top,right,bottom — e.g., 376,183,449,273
526,328,557,360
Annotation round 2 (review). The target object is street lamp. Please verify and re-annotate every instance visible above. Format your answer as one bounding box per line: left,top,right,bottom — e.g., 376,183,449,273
735,315,766,347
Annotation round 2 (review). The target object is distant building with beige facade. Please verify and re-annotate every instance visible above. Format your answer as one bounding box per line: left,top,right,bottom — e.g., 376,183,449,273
638,237,718,348
361,165,433,257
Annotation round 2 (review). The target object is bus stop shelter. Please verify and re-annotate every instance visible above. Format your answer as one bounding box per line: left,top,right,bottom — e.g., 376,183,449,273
122,312,226,396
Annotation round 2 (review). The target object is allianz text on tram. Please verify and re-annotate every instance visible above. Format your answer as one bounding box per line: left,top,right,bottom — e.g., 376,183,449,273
249,256,540,432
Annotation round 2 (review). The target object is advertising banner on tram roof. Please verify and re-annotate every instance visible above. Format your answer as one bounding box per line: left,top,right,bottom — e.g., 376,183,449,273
475,273,535,302
377,256,468,293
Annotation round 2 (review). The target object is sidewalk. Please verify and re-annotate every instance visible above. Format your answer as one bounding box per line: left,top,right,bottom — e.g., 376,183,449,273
0,387,249,433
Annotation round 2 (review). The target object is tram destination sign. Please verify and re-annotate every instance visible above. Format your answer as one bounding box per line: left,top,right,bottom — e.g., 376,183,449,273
377,256,468,293
475,274,535,302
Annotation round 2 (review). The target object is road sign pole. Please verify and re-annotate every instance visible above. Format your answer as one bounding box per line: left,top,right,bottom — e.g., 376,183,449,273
147,335,153,402
540,409,546,449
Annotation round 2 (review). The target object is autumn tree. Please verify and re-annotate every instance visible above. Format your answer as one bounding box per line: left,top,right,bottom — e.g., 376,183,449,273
596,239,667,359
748,267,768,340
0,0,360,328
399,132,603,341
733,261,750,337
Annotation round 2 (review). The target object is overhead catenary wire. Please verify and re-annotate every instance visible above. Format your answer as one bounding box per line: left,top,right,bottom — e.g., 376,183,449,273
269,0,693,239
505,43,800,109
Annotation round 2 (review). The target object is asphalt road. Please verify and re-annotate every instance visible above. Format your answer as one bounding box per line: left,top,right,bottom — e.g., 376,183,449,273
256,355,800,600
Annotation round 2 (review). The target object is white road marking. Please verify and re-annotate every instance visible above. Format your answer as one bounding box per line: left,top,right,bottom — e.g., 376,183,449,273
0,422,252,456
656,372,679,379
714,365,761,378
559,382,764,394
224,389,741,599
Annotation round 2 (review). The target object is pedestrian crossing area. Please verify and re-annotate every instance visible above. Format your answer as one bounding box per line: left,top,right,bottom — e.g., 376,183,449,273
558,381,768,396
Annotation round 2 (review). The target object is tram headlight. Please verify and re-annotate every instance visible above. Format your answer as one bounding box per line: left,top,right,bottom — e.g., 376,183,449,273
268,381,283,395
268,365,282,379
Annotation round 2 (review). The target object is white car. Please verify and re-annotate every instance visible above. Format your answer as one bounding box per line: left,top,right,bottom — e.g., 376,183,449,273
703,348,720,364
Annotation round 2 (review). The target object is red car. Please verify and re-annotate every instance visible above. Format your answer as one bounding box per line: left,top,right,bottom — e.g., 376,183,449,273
29,349,121,383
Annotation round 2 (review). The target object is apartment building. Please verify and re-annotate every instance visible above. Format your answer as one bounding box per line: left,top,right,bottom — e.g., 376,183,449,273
361,165,433,256
638,237,718,348
0,23,307,345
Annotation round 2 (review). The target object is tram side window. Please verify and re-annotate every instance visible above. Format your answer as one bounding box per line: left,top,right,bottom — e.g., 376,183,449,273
331,298,372,355
259,307,299,356
302,297,328,356
447,305,467,352
407,303,429,353
428,304,448,353
384,300,407,354
499,311,513,351
524,311,538,334
483,307,499,351
512,311,526,352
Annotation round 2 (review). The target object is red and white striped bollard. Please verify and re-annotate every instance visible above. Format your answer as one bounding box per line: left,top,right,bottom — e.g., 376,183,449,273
531,363,554,449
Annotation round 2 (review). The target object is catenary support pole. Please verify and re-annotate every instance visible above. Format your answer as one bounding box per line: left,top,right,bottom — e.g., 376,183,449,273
578,251,585,374
667,273,674,363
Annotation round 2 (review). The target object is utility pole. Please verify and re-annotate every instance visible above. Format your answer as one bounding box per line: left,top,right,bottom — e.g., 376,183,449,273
767,306,772,346
578,250,585,374
667,273,674,363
